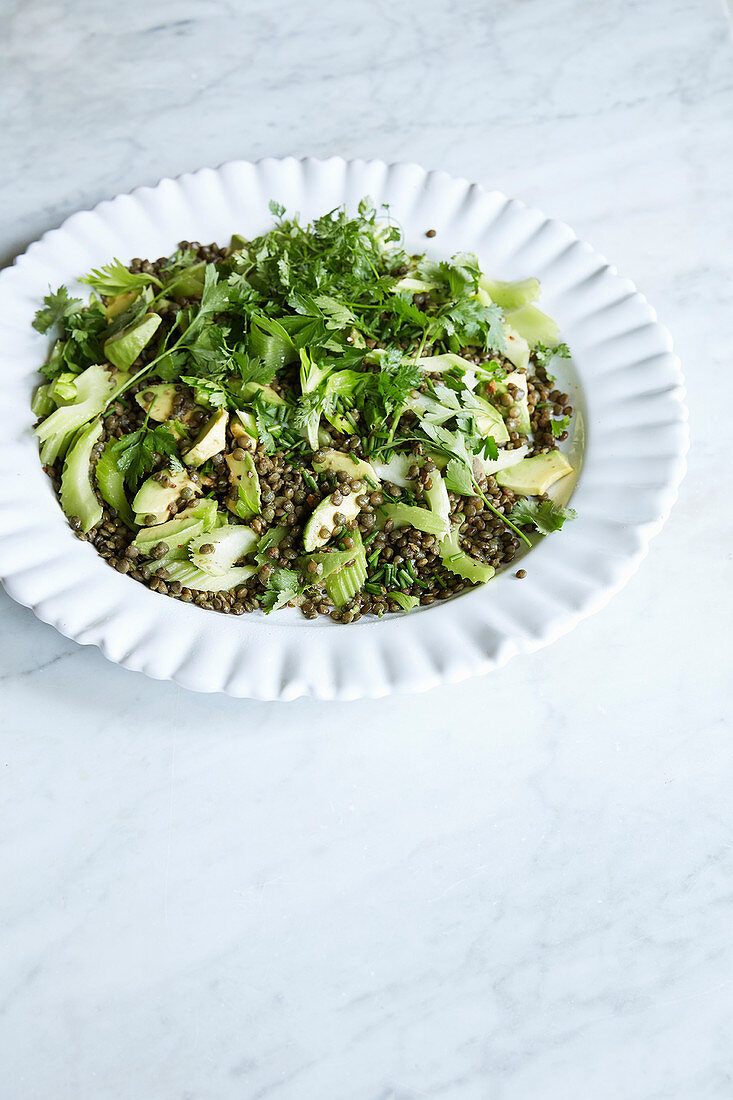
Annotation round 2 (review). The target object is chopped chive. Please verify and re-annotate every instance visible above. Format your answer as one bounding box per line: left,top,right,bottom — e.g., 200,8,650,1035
435,574,446,589
398,569,413,588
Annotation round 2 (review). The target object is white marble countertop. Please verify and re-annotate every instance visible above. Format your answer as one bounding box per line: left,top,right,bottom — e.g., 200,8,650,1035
1,1,731,1096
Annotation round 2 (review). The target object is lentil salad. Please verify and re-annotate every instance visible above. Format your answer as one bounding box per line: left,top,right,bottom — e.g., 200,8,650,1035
31,200,576,622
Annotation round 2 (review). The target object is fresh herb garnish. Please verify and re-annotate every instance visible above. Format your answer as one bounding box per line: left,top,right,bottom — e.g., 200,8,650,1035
509,498,577,535
110,423,181,488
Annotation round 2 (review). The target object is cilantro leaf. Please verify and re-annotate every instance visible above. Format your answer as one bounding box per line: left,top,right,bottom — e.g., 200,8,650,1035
444,457,474,495
509,498,577,535
110,424,181,488
179,375,228,408
534,342,571,381
477,435,499,461
232,351,276,387
551,415,570,438
32,287,83,334
260,566,303,612
78,259,161,296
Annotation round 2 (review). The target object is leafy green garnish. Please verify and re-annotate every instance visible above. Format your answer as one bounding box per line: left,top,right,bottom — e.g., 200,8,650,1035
110,423,181,488
79,259,162,296
33,287,83,334
509,498,577,535
533,342,571,381
260,566,306,612
551,415,570,438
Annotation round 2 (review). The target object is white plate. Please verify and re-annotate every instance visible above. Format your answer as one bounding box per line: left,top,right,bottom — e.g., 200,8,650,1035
0,158,688,700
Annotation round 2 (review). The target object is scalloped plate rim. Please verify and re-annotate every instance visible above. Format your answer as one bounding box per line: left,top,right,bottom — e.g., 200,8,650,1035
0,157,689,700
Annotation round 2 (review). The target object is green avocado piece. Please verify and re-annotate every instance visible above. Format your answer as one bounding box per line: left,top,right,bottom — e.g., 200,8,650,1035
238,381,286,406
231,409,258,442
189,524,258,576
133,499,218,555
226,452,261,519
184,408,228,466
439,526,495,584
104,313,161,372
132,468,202,525
505,304,559,349
165,261,206,299
135,383,179,422
228,234,248,255
59,419,104,533
104,289,140,320
303,490,361,552
496,451,573,495
472,394,510,443
312,449,379,484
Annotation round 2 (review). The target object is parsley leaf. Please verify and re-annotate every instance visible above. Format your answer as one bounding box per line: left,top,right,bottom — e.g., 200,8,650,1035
551,415,570,438
260,566,304,612
110,424,181,488
78,259,161,296
444,457,474,495
233,351,276,387
509,498,577,535
476,435,499,461
32,287,83,334
533,342,571,382
377,349,422,416
180,375,228,408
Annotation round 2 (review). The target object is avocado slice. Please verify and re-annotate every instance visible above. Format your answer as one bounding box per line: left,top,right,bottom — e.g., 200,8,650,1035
104,313,161,372
505,304,559,349
472,394,511,443
133,499,218,555
189,524,258,576
439,526,495,584
238,382,286,406
133,468,202,525
312,449,379,484
135,383,179,422
165,262,206,299
184,408,228,466
59,419,104,534
104,289,140,320
303,490,361,551
226,452,261,519
231,409,258,442
496,451,573,495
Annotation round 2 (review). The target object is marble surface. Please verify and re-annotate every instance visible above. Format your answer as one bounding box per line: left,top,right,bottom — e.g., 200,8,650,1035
1,0,731,1096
